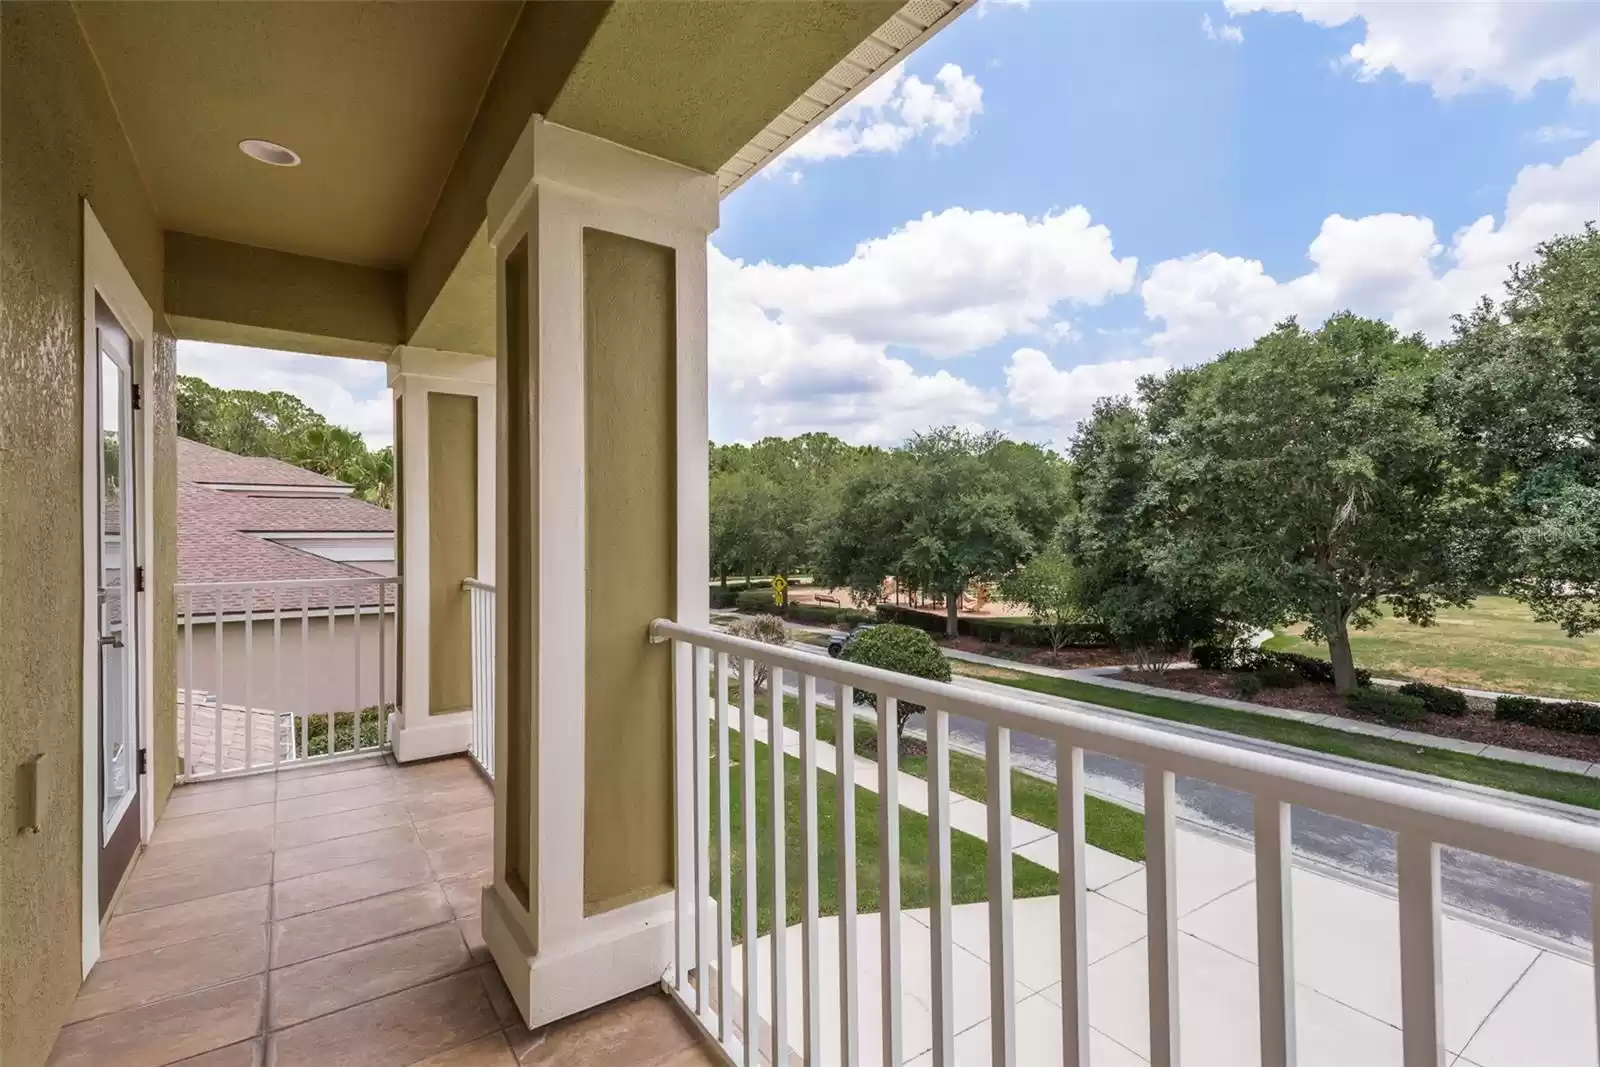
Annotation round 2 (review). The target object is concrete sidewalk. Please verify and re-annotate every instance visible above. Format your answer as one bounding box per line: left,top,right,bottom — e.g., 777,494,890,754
732,709,1595,1067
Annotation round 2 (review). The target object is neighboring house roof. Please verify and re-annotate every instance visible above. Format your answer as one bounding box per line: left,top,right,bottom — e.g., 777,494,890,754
177,438,395,616
178,437,348,488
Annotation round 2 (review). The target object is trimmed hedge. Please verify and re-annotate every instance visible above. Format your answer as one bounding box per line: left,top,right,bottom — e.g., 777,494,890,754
1397,682,1470,717
1495,695,1600,736
839,623,951,734
1192,644,1234,670
872,604,1107,648
1257,662,1300,689
1345,687,1426,724
787,603,874,627
1240,649,1373,688
735,588,783,611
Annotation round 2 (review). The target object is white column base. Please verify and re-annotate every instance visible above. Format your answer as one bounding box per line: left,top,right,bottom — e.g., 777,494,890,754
482,885,675,1028
391,709,473,763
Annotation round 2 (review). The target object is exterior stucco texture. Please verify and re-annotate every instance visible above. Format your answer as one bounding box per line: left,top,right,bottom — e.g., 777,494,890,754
1,6,175,1064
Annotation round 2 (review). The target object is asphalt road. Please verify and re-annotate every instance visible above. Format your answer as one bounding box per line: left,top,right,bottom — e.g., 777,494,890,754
776,643,1592,947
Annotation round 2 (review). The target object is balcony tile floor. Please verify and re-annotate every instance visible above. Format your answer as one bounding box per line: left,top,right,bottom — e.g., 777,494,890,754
48,755,719,1067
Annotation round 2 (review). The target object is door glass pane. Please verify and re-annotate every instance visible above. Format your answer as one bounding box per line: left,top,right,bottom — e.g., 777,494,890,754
100,350,133,830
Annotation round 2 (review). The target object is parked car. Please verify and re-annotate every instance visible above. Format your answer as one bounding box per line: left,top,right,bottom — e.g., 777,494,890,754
827,624,876,658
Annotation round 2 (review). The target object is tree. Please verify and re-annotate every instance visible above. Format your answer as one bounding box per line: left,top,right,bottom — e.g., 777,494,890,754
1151,314,1487,692
1438,225,1600,636
998,545,1089,659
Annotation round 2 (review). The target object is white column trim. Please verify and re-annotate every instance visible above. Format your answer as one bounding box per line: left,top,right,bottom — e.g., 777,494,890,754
487,115,717,1028
387,346,496,762
81,200,156,978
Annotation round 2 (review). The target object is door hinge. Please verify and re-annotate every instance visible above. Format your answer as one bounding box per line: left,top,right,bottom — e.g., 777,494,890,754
131,383,143,411
137,747,148,776
134,565,146,593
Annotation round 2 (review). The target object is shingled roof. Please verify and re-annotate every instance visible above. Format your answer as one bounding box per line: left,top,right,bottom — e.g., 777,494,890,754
177,438,394,616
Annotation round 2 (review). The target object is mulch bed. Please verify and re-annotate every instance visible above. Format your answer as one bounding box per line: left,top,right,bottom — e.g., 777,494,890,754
1122,668,1600,764
943,638,1126,669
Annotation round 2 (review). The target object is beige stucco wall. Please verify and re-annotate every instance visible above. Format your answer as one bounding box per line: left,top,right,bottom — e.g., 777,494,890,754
581,229,677,916
178,615,398,726
0,5,175,1063
429,392,478,715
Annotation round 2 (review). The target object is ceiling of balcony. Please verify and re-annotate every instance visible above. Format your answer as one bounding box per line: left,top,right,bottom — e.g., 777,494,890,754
75,1,523,268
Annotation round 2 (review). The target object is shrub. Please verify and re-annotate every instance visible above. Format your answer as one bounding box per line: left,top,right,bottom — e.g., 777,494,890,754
1192,644,1233,671
787,603,874,627
1245,649,1372,688
710,586,740,609
1233,673,1264,699
1345,687,1426,724
839,623,952,736
871,604,1107,648
1397,682,1469,717
726,614,788,691
1257,663,1300,689
1495,695,1600,735
735,588,782,612
302,706,388,757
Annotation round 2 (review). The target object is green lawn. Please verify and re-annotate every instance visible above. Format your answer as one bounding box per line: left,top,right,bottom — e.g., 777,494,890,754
948,660,1600,811
710,729,1058,939
732,681,1146,863
1265,595,1600,702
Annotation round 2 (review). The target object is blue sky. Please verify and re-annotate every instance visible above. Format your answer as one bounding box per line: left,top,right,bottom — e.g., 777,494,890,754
183,0,1600,453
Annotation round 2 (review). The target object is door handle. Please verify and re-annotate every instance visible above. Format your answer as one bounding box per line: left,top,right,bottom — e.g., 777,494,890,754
100,633,124,648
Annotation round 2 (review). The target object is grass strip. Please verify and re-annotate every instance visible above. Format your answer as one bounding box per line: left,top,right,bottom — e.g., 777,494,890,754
710,728,1058,939
950,661,1600,811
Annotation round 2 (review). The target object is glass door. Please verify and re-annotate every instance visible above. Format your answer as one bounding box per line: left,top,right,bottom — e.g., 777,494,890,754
97,299,140,914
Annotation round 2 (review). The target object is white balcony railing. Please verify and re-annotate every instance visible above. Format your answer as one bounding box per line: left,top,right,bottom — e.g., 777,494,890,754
464,578,496,780
651,617,1600,1067
176,576,398,782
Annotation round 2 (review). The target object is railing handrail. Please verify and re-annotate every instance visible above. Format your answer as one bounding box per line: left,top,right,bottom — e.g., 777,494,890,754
176,575,400,594
650,618,1600,881
462,578,496,592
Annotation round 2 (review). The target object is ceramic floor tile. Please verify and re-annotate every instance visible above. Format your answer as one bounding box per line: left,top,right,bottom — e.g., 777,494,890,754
1085,933,1404,1067
414,807,495,851
46,975,265,1067
1459,952,1594,1067
270,922,472,1028
272,883,454,967
100,885,270,960
150,803,275,845
273,825,424,881
162,779,277,819
70,926,268,1023
519,990,703,1067
273,801,411,849
169,1038,264,1066
1177,870,1540,1053
403,781,495,823
458,911,491,963
137,827,275,877
441,872,489,917
276,782,399,823
267,971,500,1067
407,1033,518,1066
428,836,494,881
117,851,275,913
1097,829,1257,917
275,764,394,799
274,849,434,918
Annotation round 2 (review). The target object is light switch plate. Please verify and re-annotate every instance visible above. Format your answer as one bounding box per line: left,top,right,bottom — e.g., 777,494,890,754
19,753,46,834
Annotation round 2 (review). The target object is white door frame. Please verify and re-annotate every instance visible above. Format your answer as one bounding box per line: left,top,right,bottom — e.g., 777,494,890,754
81,200,156,976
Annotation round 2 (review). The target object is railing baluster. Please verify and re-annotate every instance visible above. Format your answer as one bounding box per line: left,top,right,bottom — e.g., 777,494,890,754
326,586,336,755
836,684,860,1067
213,596,223,777
715,652,733,1044
799,673,823,1063
1057,742,1090,1067
376,580,387,752
299,590,309,761
986,724,1016,1067
768,664,788,1066
182,592,193,782
928,708,955,1067
673,639,691,995
352,586,363,751
1255,797,1297,1067
739,656,759,1067
1146,767,1180,1067
877,695,903,1067
272,589,282,767
242,589,254,771
693,646,712,1021
1397,832,1444,1067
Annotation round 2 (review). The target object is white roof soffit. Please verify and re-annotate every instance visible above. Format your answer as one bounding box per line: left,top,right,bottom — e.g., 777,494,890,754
717,0,974,195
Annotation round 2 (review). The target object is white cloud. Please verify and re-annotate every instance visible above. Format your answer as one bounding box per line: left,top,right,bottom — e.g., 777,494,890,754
776,63,983,170
1201,14,1245,44
730,206,1137,357
1229,1,1600,101
1004,348,1170,442
177,341,393,449
1532,124,1591,144
977,0,1030,17
1141,140,1600,362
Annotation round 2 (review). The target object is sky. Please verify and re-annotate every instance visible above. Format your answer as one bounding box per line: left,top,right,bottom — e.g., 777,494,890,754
180,0,1600,455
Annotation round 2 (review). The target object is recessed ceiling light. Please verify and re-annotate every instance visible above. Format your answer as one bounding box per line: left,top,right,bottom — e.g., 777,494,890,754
239,139,301,167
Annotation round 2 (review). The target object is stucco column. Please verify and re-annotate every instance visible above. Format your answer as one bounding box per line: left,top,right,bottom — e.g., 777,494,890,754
387,346,496,762
481,116,714,1028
